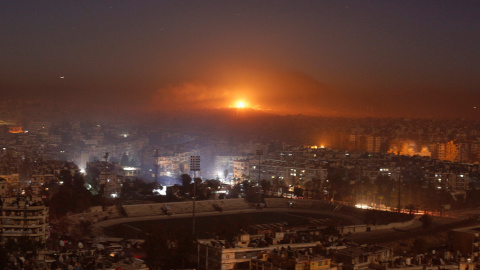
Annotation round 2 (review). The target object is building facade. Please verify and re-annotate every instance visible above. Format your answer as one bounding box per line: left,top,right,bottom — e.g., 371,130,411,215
0,196,49,244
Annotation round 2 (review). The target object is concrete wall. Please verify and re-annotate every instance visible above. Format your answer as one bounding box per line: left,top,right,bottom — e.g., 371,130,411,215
67,198,415,236
122,198,252,217
67,205,121,224
265,198,336,210
338,219,416,235
119,198,335,218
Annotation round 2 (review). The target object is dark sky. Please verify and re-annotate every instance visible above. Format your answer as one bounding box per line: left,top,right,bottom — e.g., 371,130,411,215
1,1,479,119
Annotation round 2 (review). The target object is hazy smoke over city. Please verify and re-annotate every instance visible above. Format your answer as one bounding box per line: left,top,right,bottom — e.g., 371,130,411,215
1,1,479,120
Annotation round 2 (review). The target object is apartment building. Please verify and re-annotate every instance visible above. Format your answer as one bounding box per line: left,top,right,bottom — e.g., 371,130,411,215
0,195,49,244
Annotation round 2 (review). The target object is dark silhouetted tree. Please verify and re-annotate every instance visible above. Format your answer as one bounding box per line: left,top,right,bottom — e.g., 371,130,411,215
260,179,272,196
224,169,229,182
294,187,304,198
179,174,192,197
120,153,129,166
50,169,93,218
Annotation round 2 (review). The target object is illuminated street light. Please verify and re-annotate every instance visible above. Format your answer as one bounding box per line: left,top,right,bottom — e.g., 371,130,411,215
256,150,263,183
190,155,200,237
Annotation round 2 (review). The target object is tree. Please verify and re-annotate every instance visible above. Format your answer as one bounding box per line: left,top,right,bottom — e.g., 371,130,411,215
293,187,304,198
129,157,140,166
327,166,351,202
204,179,221,199
73,170,85,190
120,153,129,166
205,179,221,190
121,179,156,200
224,169,229,183
228,183,242,198
49,169,94,218
193,178,213,200
59,169,73,187
179,174,192,197
86,165,101,192
260,179,272,196
243,181,262,203
272,177,287,197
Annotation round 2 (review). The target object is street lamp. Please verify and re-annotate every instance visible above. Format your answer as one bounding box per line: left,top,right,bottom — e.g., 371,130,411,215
190,156,200,237
256,150,263,183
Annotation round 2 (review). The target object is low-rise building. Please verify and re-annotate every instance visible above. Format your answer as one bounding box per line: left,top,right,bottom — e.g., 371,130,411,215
233,160,249,183
449,225,480,259
197,233,323,270
99,171,124,198
0,173,21,195
335,246,392,270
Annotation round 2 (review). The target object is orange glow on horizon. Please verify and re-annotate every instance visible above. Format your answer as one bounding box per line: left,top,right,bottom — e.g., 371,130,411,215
236,101,246,108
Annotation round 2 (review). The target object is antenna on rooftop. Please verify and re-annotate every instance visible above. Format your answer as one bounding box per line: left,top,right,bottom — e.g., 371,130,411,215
103,152,109,171
154,149,159,185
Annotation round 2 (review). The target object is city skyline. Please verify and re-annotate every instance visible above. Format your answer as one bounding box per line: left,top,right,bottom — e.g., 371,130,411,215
1,1,480,119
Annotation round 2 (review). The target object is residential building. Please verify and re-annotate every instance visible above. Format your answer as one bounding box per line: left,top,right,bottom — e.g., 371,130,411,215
0,173,21,196
233,160,249,183
335,246,392,270
99,171,124,198
197,233,323,270
0,196,49,244
449,225,480,259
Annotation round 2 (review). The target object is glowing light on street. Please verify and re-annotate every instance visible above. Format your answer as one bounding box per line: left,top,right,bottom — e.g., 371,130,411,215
355,204,372,209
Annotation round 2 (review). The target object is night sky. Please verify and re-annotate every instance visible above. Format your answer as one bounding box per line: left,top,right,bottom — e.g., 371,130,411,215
1,1,479,119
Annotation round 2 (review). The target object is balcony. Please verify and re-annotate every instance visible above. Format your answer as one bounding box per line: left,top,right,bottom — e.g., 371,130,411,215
1,224,44,229
2,230,44,237
0,215,46,220
2,205,46,211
